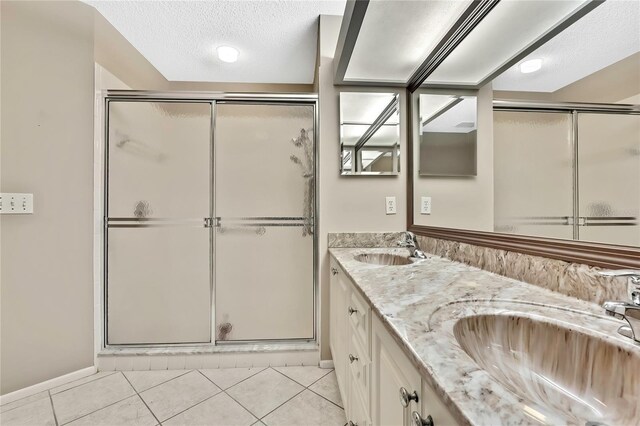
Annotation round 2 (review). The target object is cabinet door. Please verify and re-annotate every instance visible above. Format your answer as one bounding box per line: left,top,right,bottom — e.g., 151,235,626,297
420,379,459,426
330,259,349,406
348,382,372,426
372,316,421,426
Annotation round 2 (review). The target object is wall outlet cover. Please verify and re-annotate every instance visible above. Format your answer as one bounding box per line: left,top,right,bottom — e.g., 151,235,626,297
0,193,34,214
385,196,396,215
421,196,431,215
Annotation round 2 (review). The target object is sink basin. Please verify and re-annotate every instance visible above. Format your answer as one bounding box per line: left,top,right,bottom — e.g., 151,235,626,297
454,314,640,425
354,253,412,266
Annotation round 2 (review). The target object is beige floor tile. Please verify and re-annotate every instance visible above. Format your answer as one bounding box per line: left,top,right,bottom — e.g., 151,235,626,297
0,395,56,426
226,369,303,418
52,373,136,424
139,371,220,422
262,390,346,426
66,395,157,426
164,392,256,426
123,370,190,392
199,367,265,390
0,390,49,413
308,371,342,407
272,366,331,387
50,372,118,395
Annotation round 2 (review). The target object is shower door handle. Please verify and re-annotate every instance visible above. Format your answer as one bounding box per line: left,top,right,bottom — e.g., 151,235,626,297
204,218,220,228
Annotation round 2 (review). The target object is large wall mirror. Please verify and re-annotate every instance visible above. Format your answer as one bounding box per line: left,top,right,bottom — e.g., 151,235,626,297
340,92,400,175
418,93,477,176
408,0,640,266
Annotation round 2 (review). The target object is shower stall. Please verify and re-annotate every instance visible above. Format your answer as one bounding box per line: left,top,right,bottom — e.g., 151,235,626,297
493,100,640,247
102,92,317,347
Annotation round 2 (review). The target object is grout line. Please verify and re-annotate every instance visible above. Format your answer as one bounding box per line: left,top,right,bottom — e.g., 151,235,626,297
160,389,224,425
198,366,267,391
258,387,306,421
155,370,233,424
194,369,261,423
47,390,59,426
128,369,193,394
121,372,162,426
221,389,260,422
306,387,344,410
57,373,138,425
0,392,51,414
304,369,344,409
49,371,119,397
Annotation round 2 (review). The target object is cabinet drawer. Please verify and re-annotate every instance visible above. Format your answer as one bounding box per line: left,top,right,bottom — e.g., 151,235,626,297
348,332,370,411
348,288,370,351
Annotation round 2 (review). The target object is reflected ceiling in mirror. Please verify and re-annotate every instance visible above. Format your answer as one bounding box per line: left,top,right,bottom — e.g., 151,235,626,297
340,92,400,176
419,94,477,176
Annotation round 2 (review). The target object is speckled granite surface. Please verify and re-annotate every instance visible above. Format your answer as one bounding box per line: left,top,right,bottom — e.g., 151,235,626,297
328,232,405,248
416,235,629,305
329,247,640,426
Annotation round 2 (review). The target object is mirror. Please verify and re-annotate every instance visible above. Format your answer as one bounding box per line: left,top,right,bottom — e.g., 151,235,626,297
411,0,640,249
340,92,400,175
418,94,477,176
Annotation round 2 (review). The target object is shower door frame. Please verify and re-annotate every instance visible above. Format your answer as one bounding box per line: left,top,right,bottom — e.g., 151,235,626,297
101,90,319,349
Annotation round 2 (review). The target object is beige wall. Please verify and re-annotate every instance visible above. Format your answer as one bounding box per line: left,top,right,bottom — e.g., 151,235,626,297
412,84,494,231
1,1,95,394
318,15,407,360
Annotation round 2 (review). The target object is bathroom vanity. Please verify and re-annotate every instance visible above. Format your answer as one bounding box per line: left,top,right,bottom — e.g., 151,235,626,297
329,247,640,426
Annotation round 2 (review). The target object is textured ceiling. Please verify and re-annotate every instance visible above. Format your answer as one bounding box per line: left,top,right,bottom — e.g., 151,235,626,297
493,0,640,92
87,0,346,84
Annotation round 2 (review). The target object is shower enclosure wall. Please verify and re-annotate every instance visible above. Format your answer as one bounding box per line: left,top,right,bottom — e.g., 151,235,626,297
103,92,317,347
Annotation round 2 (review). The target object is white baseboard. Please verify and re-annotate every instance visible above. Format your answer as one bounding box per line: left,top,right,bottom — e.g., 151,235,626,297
319,360,334,369
0,366,97,406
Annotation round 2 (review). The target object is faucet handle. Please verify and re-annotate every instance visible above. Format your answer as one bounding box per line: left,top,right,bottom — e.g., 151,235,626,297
599,269,640,305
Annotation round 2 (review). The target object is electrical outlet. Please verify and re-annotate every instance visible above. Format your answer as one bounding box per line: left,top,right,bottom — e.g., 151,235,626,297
385,196,396,215
0,193,34,214
421,196,431,215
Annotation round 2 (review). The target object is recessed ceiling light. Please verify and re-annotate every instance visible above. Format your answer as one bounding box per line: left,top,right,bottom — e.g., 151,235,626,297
519,58,542,74
217,46,239,63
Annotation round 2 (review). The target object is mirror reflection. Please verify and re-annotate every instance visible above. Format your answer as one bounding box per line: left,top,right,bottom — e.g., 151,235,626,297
340,92,400,175
413,0,640,248
419,94,477,176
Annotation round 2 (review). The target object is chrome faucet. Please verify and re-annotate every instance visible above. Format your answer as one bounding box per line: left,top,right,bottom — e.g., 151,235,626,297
397,231,427,259
599,269,640,343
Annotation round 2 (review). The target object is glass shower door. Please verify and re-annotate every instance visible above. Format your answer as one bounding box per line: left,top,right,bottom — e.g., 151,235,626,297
494,111,574,239
577,113,640,246
106,101,212,345
214,103,315,342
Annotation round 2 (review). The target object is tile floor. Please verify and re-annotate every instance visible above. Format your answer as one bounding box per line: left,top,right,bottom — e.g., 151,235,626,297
0,366,345,426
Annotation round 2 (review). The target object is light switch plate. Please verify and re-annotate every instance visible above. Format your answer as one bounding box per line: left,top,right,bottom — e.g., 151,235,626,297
385,196,396,215
0,193,34,214
421,196,431,215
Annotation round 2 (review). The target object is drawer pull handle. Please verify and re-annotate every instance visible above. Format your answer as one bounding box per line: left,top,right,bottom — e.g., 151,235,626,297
331,267,338,276
348,354,359,363
348,306,358,315
412,412,434,426
399,387,419,407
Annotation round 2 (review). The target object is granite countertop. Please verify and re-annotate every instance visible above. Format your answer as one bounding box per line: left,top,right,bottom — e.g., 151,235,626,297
329,247,640,426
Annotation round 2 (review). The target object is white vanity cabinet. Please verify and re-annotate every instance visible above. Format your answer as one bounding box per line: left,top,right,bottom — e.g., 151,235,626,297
371,314,421,426
329,256,459,426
